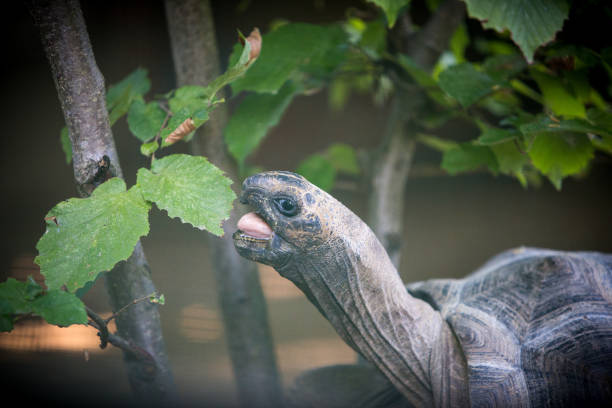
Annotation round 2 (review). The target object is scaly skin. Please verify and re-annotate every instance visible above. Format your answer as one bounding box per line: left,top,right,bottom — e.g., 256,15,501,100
233,171,469,407
233,171,612,407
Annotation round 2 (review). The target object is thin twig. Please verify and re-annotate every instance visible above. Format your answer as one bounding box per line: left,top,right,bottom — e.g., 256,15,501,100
86,306,157,371
104,292,159,325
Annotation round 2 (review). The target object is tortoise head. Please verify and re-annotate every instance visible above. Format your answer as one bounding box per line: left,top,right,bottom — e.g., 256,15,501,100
232,171,348,269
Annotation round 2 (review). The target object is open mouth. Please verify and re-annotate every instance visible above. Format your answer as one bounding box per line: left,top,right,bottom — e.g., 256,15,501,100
233,212,273,248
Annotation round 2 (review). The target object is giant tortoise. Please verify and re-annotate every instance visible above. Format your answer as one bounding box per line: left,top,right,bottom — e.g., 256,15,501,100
232,171,612,407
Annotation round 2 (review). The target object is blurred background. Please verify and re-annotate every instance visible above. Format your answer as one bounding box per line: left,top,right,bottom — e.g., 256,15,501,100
1,0,610,406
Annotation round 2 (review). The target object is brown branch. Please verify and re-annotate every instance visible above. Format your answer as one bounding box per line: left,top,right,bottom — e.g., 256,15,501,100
164,1,283,407
26,0,176,404
403,0,466,70
367,0,467,269
86,306,157,371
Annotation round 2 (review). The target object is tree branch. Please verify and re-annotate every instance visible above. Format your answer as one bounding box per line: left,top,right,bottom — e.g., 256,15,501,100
27,0,176,404
164,1,283,407
86,306,157,370
367,0,466,269
404,0,466,70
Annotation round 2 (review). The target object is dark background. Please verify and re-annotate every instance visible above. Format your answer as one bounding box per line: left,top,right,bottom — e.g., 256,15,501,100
1,1,610,406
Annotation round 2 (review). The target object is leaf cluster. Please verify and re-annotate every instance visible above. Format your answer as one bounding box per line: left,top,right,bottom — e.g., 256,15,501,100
10,33,261,333
222,0,612,190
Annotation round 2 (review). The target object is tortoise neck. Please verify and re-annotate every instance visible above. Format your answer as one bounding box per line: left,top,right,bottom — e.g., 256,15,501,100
280,228,463,406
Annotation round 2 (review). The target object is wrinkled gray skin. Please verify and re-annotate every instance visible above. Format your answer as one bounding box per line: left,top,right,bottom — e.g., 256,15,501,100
233,171,612,407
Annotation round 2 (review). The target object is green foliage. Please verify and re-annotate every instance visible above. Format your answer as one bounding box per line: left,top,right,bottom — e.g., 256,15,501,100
229,23,347,94
40,33,257,329
127,98,167,142
60,127,72,164
0,277,87,332
296,143,360,191
106,68,151,126
225,82,300,168
296,154,336,191
137,154,235,236
366,0,411,28
463,0,570,62
438,63,500,107
531,70,586,118
528,132,594,189
442,144,498,175
36,178,151,292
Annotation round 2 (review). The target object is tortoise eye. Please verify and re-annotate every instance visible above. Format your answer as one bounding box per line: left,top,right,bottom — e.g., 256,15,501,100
273,197,298,217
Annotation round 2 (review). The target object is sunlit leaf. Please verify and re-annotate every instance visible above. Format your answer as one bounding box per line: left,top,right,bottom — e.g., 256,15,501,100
136,154,235,236
528,132,594,189
531,70,586,118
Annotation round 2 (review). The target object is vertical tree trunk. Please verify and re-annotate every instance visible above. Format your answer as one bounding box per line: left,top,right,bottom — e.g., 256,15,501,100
164,1,283,407
27,0,177,405
368,0,465,269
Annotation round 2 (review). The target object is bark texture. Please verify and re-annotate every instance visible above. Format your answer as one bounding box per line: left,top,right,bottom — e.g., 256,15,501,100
368,0,466,269
164,1,283,407
27,0,176,404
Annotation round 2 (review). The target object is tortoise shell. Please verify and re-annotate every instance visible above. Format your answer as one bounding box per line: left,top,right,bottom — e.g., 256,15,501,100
408,247,612,406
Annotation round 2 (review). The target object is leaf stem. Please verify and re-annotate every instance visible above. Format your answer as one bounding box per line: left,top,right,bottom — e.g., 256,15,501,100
104,292,160,325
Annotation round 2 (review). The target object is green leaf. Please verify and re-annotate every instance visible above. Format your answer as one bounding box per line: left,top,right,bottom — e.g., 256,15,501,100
0,277,43,315
438,63,500,107
482,54,527,82
140,141,159,157
528,132,594,189
476,123,519,145
127,98,166,142
441,144,498,175
204,31,259,100
449,24,469,63
296,154,336,191
31,290,87,327
417,134,458,152
519,115,612,137
136,154,235,236
168,85,209,114
106,68,151,125
366,0,411,28
587,109,612,154
326,143,360,174
35,178,151,292
107,68,151,108
490,141,529,186
225,82,299,167
531,70,586,118
60,126,72,164
397,55,437,88
230,23,347,94
463,0,569,63
0,315,12,332
0,278,87,331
